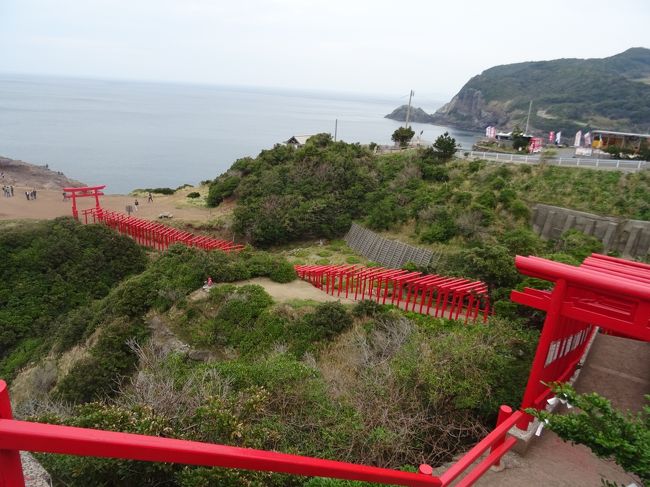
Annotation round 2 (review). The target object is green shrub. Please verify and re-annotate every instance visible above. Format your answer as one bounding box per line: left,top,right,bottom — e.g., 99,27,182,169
54,318,148,403
476,190,497,209
269,261,297,283
422,165,449,182
303,302,353,340
420,219,457,243
498,188,517,205
442,244,520,291
509,200,530,220
468,159,483,172
393,316,537,418
346,256,361,264
186,192,200,199
135,187,175,195
207,175,241,206
491,177,506,190
554,229,604,260
352,299,387,318
501,228,545,256
452,191,473,206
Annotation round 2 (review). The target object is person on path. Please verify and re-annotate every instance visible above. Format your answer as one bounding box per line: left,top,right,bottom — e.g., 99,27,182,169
147,192,153,203
10,186,13,197
25,191,30,200
134,199,139,211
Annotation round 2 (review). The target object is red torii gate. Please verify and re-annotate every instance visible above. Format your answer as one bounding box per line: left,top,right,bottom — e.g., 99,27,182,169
295,264,490,322
511,253,650,429
64,185,105,221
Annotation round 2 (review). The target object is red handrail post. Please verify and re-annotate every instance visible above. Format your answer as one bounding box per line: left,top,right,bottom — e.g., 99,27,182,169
0,380,25,487
490,405,512,470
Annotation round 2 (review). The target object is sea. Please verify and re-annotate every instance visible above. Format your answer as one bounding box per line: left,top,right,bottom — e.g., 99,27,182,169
0,74,481,194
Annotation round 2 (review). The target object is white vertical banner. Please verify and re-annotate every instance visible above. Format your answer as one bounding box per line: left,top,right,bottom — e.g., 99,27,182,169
556,131,562,144
574,130,582,147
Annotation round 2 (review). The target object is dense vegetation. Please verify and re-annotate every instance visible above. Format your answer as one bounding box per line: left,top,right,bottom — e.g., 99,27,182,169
0,218,146,379
428,47,650,133
35,301,537,486
0,215,540,485
207,135,649,260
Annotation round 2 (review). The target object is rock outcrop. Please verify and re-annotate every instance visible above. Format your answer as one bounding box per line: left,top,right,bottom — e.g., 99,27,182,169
385,105,436,124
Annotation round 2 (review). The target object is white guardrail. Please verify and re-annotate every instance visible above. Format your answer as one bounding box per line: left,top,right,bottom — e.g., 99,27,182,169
456,150,648,171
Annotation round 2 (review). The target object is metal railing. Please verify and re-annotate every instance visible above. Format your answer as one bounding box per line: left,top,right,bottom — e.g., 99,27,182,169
456,150,648,171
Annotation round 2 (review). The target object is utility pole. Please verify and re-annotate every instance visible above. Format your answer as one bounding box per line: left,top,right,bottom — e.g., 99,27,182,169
524,100,533,135
334,119,338,142
405,90,414,128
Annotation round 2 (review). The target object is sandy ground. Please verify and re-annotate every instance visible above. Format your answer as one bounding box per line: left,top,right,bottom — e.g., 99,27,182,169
229,277,356,304
0,185,230,223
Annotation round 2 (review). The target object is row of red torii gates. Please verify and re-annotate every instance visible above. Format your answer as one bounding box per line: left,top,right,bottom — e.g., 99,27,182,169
0,187,647,486
64,185,243,252
294,264,490,323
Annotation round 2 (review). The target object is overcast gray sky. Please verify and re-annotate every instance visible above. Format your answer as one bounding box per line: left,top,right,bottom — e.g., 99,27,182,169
1,0,649,99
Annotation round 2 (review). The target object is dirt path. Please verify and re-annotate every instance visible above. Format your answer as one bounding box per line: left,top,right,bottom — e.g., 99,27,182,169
230,277,356,304
475,333,649,486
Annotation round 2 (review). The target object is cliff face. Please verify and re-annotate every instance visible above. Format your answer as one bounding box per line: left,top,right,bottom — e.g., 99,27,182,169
389,47,650,133
432,88,511,130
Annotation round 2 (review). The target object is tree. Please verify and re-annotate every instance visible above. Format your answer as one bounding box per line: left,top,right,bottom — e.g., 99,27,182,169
511,126,529,151
391,126,415,148
528,383,649,484
432,131,458,161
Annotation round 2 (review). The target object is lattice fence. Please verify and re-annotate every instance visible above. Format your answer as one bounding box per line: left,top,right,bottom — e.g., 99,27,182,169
344,223,436,268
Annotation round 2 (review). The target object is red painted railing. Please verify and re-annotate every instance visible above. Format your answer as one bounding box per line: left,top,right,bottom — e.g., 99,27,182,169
295,264,490,322
82,208,244,253
0,379,520,487
511,253,650,429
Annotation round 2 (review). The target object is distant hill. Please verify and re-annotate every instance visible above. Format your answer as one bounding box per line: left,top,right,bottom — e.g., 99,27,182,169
389,48,650,134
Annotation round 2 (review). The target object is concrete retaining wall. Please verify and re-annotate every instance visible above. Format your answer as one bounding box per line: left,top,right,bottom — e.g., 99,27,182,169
532,204,650,259
344,223,436,268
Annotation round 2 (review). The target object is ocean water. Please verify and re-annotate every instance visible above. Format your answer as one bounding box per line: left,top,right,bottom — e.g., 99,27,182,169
0,74,480,194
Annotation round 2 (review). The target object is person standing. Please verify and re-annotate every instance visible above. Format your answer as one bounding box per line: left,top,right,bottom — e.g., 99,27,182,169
10,186,13,197
134,199,139,211
147,192,153,203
